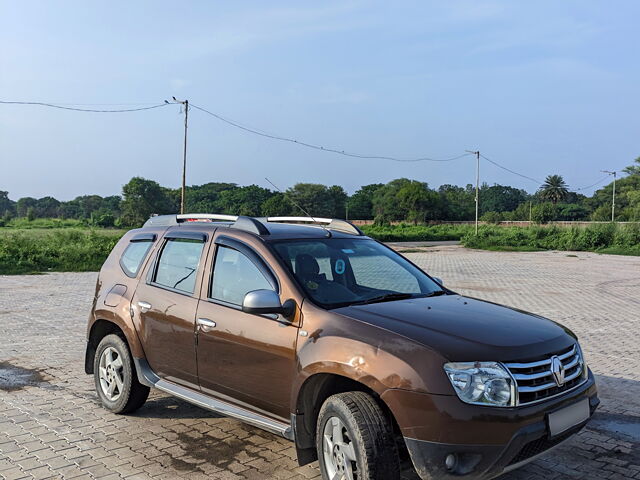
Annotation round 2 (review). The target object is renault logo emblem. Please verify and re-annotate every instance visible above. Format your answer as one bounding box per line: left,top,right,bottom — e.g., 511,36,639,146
551,356,565,387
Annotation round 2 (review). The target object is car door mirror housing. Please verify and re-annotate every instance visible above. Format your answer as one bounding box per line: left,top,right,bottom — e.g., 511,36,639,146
242,289,285,316
432,277,443,286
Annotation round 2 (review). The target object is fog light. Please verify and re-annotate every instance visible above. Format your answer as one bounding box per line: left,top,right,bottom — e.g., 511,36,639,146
445,453,457,470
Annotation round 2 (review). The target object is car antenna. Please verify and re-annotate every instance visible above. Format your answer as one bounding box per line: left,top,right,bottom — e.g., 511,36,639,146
264,177,331,236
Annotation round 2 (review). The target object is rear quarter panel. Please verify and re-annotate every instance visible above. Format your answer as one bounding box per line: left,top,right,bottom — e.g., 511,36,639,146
88,226,167,358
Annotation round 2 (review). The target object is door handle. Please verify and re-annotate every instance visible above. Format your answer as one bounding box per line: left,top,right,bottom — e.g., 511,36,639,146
137,301,152,313
197,318,217,332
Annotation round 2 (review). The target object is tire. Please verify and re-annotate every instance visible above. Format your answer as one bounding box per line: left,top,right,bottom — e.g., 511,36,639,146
316,391,400,480
93,334,149,414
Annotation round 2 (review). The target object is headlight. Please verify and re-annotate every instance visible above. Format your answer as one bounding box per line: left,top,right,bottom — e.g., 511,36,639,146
444,362,515,407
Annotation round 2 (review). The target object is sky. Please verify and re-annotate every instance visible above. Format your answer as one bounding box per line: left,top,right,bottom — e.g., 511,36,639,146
1,1,639,201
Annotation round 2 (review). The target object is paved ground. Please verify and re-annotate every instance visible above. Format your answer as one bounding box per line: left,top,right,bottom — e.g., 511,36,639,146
1,245,639,480
386,240,461,248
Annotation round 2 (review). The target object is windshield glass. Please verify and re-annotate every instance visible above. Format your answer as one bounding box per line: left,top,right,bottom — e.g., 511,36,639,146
270,238,444,309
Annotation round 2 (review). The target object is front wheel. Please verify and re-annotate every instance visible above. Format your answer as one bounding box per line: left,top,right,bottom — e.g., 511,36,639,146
316,391,400,480
93,334,149,414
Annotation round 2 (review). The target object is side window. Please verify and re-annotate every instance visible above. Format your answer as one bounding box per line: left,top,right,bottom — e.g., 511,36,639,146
120,241,153,277
153,239,205,294
210,246,273,306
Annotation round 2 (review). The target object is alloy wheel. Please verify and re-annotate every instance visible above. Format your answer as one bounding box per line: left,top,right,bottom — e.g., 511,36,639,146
322,416,358,480
98,347,124,401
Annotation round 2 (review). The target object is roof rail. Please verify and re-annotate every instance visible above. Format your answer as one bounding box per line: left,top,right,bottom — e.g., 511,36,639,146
143,214,363,236
144,213,267,235
178,213,238,222
265,216,363,235
144,213,237,226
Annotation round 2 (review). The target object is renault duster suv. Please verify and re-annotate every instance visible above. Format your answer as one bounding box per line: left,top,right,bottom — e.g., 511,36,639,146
85,214,598,479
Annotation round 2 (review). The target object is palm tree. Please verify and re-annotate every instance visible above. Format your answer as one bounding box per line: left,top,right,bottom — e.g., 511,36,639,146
622,156,640,176
539,174,569,204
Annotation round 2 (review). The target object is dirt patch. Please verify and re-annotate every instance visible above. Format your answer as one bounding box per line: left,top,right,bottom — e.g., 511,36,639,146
0,361,47,391
586,411,640,465
588,411,640,443
174,431,247,470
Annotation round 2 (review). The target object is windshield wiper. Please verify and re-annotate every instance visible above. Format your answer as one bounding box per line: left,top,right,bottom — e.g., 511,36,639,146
351,292,415,306
424,290,446,297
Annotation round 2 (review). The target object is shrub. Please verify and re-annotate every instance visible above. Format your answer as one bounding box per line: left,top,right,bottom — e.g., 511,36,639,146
461,223,639,255
612,222,640,247
0,229,123,274
91,213,116,228
591,205,612,221
480,211,503,224
531,203,556,224
361,223,473,242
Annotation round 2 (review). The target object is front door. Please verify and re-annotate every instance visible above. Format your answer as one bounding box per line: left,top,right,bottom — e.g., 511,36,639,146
133,232,207,388
195,239,298,421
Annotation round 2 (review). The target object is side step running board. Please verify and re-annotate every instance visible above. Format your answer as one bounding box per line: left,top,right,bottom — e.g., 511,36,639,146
133,358,294,441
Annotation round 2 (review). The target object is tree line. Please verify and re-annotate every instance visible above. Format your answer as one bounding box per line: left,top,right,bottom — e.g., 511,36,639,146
1,157,639,227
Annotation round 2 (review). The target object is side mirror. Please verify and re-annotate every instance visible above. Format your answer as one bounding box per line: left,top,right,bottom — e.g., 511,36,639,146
242,289,289,316
432,277,443,286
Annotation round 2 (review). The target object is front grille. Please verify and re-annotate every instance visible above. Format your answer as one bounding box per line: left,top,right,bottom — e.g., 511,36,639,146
507,429,575,466
505,344,585,405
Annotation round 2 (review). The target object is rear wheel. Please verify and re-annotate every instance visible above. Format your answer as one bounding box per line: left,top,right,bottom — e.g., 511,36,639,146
93,334,149,414
316,391,400,480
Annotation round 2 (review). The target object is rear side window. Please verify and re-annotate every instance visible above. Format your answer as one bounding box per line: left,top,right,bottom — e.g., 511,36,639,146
120,241,153,277
153,239,205,294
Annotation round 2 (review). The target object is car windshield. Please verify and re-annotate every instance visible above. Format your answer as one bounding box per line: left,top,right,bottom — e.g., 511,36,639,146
270,238,445,309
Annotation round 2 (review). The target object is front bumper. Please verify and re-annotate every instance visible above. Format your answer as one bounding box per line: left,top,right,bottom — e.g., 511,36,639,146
386,369,598,479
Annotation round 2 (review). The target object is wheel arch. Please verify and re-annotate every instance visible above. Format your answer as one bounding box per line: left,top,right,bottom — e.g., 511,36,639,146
292,372,401,466
85,318,140,374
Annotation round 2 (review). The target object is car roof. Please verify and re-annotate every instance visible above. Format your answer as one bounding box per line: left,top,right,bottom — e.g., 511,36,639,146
258,222,364,240
142,214,367,241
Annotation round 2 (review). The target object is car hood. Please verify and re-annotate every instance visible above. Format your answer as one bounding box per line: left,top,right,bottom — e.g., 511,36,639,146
333,294,575,362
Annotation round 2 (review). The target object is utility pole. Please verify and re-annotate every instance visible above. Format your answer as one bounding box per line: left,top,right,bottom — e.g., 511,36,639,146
529,201,533,225
601,170,617,222
466,150,480,234
170,97,189,214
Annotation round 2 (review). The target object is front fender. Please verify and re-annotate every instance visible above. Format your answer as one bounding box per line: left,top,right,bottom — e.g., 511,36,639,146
291,303,453,409
293,336,427,405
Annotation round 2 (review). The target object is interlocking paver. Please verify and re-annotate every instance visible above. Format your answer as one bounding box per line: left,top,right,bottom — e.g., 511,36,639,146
1,246,639,479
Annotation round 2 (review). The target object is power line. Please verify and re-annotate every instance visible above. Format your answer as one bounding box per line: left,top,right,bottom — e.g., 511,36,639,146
189,103,470,163
0,100,169,113
1,98,622,197
572,175,611,192
479,153,543,185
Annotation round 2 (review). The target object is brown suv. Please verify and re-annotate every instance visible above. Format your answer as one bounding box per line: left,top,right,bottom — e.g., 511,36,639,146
85,214,598,479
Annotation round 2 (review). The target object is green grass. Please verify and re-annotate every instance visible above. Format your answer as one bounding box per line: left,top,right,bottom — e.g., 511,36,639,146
361,223,472,242
2,218,90,229
461,223,640,256
595,245,640,256
0,228,125,275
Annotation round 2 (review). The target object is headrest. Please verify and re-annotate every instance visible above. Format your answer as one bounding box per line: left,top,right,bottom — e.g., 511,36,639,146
295,253,320,277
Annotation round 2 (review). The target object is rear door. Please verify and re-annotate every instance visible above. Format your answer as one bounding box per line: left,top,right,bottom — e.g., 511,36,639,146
132,229,208,389
195,234,299,421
